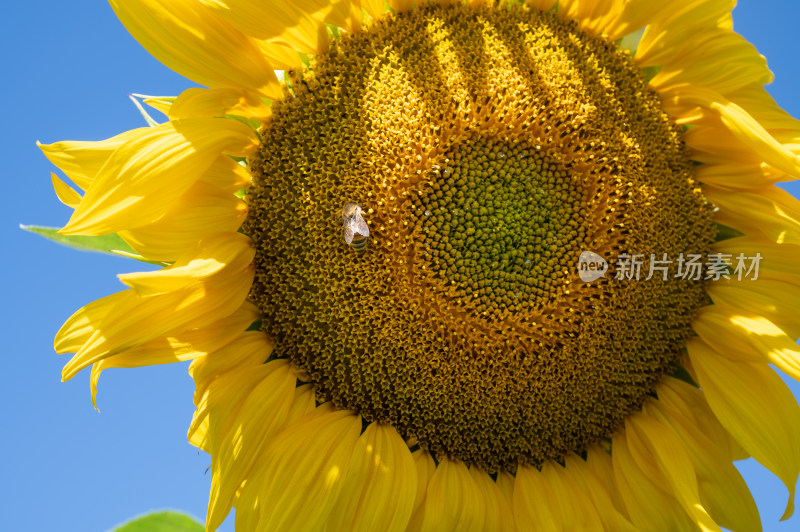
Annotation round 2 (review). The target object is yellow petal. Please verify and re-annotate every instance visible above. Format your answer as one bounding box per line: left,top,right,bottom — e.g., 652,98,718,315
285,383,318,424
361,0,385,19
626,414,721,531
542,460,605,530
326,423,417,532
38,128,147,191
717,11,733,30
189,331,274,404
299,0,363,33
204,360,298,531
584,445,629,519
681,116,767,168
606,0,675,41
110,0,282,97
129,94,161,127
694,161,783,189
90,302,258,406
419,458,488,532
118,233,253,296
255,39,304,70
559,0,624,36
118,181,248,262
705,184,800,245
714,238,800,279
236,406,362,530
60,242,254,381
677,118,798,191
565,454,637,531
104,302,257,368
657,376,747,461
199,0,329,55
134,93,175,116
189,362,274,453
513,465,559,531
406,450,436,532
725,85,800,138
693,305,800,382
197,154,252,193
707,279,800,340
54,291,128,354
61,119,257,236
62,271,251,381
526,0,557,11
468,468,515,532
515,457,613,530
494,472,517,532
649,380,761,531
197,380,315,452
650,31,770,95
388,0,414,14
168,87,271,121
689,338,800,520
635,0,736,67
666,88,800,180
50,173,82,209
612,426,697,530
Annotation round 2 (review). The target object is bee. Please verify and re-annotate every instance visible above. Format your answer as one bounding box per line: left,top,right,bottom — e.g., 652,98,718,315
342,202,370,251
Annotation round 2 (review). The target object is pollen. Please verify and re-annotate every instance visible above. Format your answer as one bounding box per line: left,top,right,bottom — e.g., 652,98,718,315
246,3,715,473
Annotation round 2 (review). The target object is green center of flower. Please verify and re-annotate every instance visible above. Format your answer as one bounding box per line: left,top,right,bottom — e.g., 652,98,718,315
245,3,715,472
415,136,584,318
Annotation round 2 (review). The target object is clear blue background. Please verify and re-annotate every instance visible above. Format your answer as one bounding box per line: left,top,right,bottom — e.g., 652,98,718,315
2,1,799,531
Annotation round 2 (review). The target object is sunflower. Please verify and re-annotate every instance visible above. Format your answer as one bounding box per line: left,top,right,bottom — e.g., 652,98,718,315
40,0,800,529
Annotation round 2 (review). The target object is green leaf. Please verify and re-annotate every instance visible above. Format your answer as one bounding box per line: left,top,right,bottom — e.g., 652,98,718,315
670,363,699,388
20,225,168,266
22,224,135,254
712,222,745,242
326,23,341,38
246,319,263,331
110,510,204,532
223,114,262,134
640,65,662,82
618,28,644,55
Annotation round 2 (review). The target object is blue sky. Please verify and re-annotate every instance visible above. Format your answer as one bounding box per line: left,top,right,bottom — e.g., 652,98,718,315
2,1,800,531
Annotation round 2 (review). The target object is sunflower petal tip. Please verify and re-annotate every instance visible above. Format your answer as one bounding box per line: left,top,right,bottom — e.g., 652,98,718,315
61,359,81,382
780,485,797,521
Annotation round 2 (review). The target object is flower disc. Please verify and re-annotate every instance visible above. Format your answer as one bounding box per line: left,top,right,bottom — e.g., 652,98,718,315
247,3,715,472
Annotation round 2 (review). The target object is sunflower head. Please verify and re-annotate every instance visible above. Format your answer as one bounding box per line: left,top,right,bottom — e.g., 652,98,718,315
246,1,717,474
41,0,800,530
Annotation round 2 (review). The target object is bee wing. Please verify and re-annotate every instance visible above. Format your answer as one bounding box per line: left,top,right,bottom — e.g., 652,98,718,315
354,212,370,238
343,216,357,244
